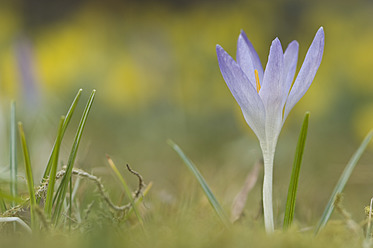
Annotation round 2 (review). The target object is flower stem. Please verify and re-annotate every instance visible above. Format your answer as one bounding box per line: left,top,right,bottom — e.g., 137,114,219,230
261,145,275,233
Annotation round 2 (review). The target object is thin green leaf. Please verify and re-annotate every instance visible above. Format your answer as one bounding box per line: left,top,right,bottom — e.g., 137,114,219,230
10,101,17,207
53,90,96,224
69,176,72,230
18,122,37,230
0,198,6,212
315,130,373,234
44,116,65,218
106,156,143,226
283,112,310,230
42,89,83,180
167,140,230,226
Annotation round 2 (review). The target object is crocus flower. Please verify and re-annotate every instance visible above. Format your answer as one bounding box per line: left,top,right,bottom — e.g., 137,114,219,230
216,27,324,233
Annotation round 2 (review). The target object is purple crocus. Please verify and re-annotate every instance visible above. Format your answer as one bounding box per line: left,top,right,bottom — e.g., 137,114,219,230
216,27,324,232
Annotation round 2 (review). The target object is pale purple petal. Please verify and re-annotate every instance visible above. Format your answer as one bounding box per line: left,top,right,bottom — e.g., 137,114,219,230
259,38,285,143
260,38,285,106
284,27,325,120
217,45,266,140
283,40,299,102
236,31,264,85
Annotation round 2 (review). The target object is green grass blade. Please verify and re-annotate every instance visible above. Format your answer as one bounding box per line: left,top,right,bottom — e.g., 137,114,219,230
53,90,96,224
42,89,83,180
9,101,17,207
283,112,310,230
69,176,72,230
167,140,230,226
0,198,6,212
315,130,373,234
44,116,65,219
106,156,144,226
18,122,37,230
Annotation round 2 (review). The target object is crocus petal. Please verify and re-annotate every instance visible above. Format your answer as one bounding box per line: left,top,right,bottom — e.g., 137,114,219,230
217,45,266,140
236,31,264,84
283,27,325,120
283,40,299,104
259,38,284,144
260,38,284,103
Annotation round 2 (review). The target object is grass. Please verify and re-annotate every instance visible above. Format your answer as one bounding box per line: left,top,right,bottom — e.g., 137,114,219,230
168,139,230,227
283,112,310,230
18,122,37,230
53,89,96,225
0,90,373,248
9,101,17,208
0,90,149,233
315,130,373,234
44,116,65,219
0,198,365,248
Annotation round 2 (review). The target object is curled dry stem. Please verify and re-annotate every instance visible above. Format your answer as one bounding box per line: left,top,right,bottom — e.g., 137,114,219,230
1,166,147,218
126,164,145,199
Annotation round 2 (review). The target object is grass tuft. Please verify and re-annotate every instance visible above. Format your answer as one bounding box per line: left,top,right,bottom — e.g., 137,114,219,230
42,89,83,181
53,89,96,225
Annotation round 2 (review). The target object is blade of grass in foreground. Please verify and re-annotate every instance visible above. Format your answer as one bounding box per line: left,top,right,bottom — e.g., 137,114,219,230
44,116,65,219
10,101,17,207
315,130,373,234
53,90,96,225
18,122,37,230
0,198,6,212
167,140,230,226
106,156,143,226
42,89,83,180
283,112,310,230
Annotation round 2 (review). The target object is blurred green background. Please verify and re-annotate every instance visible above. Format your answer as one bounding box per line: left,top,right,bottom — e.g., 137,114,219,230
1,0,373,226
